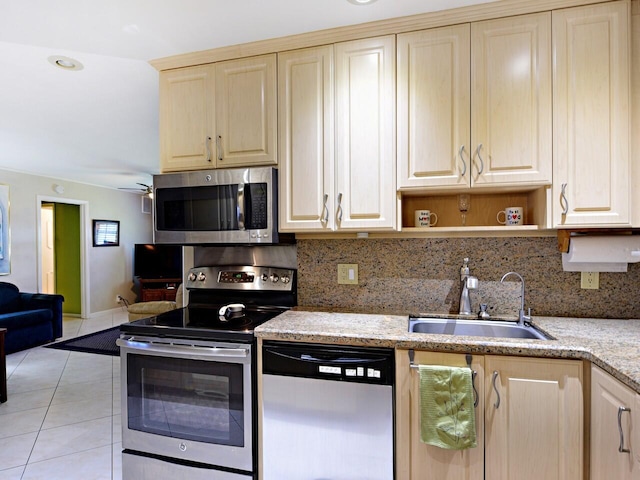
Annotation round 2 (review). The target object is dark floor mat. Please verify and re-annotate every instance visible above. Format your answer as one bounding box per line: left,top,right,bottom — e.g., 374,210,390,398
45,325,121,356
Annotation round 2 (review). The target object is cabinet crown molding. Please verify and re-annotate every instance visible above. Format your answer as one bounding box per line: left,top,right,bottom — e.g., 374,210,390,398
150,0,613,71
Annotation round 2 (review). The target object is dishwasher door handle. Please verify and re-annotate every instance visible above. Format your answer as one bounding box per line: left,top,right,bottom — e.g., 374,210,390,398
265,349,355,365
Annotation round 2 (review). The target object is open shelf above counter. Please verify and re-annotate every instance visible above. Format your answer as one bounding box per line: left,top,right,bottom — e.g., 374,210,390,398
400,188,551,231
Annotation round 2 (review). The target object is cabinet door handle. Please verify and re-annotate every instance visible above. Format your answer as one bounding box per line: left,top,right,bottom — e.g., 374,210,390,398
492,370,501,409
471,370,479,408
618,406,631,453
321,194,329,224
205,136,212,162
560,183,569,215
475,143,485,175
217,135,223,162
336,193,343,223
458,145,467,177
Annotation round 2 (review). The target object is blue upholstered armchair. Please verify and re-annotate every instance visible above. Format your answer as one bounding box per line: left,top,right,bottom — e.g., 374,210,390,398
0,282,64,353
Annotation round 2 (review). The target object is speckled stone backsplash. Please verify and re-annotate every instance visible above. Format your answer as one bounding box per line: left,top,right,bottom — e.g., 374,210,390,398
297,237,640,319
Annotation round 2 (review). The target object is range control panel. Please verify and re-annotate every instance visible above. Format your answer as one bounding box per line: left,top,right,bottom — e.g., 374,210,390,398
186,266,295,292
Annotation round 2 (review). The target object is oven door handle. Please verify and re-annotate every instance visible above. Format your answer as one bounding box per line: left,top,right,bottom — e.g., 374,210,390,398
116,338,250,361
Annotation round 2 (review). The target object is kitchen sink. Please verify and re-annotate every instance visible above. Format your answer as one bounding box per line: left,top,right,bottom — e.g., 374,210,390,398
409,317,552,340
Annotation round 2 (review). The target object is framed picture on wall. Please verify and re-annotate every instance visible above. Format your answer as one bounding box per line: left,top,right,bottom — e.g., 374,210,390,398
0,184,9,275
93,219,120,247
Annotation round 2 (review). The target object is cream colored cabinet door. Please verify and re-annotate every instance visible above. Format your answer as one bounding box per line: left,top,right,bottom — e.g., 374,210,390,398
159,65,216,172
553,1,631,227
335,36,397,231
591,365,636,480
397,24,470,190
278,46,334,232
397,13,551,191
395,350,484,480
471,12,552,187
484,356,583,480
215,54,277,167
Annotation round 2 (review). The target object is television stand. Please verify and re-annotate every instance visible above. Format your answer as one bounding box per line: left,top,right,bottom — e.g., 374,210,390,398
138,278,182,302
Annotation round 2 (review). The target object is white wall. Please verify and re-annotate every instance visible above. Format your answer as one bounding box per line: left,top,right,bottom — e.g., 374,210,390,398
0,168,152,315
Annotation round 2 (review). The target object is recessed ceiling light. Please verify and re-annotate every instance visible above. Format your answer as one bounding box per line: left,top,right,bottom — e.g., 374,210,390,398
47,55,84,71
347,0,378,4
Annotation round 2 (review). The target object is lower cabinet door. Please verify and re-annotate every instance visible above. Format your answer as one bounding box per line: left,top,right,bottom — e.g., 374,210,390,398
485,356,584,480
591,365,636,480
395,350,484,480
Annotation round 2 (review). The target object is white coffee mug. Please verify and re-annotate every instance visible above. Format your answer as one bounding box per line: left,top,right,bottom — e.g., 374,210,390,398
415,210,438,227
497,207,524,226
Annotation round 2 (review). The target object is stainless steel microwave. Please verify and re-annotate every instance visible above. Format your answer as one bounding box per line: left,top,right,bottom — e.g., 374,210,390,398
153,167,280,245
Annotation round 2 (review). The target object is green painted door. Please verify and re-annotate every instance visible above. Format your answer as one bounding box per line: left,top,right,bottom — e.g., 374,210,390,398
54,203,81,314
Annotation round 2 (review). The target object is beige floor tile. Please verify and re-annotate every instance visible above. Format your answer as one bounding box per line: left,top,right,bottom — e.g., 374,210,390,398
21,444,113,480
0,431,38,470
51,378,112,406
0,408,47,439
112,414,122,444
29,416,112,463
112,443,123,480
0,387,55,415
42,396,113,430
0,465,26,479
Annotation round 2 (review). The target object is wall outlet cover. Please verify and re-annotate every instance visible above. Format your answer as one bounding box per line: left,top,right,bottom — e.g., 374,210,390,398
337,264,358,285
580,272,599,289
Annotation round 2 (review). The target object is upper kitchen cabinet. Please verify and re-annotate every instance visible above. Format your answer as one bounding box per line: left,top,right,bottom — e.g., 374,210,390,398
278,46,334,232
159,65,216,172
553,1,631,227
397,24,470,190
334,36,397,231
159,55,277,172
279,36,397,232
214,54,277,167
397,13,552,191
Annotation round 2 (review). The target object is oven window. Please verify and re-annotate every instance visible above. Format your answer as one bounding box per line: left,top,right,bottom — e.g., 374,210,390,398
126,354,245,446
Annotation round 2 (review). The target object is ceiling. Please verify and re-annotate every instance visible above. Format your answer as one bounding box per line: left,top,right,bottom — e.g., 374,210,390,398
0,0,496,192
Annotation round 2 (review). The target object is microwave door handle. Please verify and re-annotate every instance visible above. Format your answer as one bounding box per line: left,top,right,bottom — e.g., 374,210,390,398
237,183,245,230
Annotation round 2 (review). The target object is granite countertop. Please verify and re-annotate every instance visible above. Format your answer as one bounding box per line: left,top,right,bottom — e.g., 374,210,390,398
254,310,640,394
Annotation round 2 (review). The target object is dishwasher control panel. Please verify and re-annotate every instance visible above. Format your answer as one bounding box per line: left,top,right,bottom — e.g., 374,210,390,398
320,364,383,380
262,341,394,385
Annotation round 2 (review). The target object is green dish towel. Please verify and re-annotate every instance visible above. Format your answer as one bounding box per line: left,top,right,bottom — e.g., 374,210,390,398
419,364,477,450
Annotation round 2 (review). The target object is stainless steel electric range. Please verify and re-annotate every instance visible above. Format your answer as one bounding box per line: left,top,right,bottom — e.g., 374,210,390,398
118,264,296,480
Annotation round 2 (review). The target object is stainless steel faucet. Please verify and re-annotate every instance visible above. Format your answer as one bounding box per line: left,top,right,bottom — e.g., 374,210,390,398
500,271,531,325
459,258,478,315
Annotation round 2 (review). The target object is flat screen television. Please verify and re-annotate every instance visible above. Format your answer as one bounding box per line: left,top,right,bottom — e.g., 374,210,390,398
134,244,182,279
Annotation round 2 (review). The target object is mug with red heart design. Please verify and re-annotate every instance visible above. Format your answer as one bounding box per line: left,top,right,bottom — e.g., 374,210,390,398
414,210,438,228
497,207,523,226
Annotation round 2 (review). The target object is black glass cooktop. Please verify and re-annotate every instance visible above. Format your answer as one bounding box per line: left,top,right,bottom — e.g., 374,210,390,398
120,303,289,343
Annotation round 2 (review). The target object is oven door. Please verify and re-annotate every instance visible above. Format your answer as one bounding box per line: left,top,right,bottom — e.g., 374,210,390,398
117,336,254,473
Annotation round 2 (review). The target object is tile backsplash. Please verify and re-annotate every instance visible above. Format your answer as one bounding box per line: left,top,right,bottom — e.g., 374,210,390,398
297,237,640,319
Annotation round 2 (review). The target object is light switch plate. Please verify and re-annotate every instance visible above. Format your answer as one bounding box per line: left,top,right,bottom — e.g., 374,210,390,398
581,272,599,289
337,264,358,285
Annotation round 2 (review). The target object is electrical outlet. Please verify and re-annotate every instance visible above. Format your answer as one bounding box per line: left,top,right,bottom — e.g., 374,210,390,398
337,264,358,285
581,272,599,289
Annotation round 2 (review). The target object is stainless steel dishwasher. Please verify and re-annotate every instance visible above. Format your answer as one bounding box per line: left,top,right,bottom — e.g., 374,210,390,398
261,341,394,480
